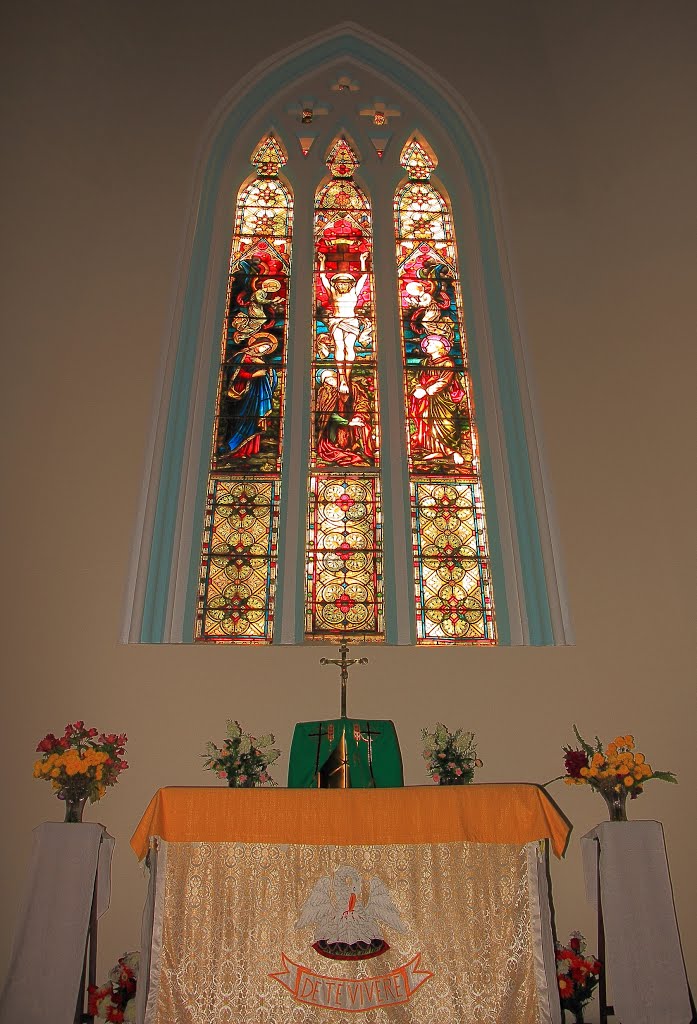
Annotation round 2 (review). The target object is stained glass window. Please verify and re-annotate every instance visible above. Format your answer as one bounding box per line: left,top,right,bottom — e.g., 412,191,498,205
395,138,496,643
305,137,384,641
195,135,292,642
194,130,495,645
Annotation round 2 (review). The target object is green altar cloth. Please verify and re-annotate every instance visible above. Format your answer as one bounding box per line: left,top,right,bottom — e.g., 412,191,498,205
287,718,403,788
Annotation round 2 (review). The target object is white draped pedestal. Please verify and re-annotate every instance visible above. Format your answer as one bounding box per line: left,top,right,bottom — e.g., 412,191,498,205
0,822,114,1024
580,820,693,1024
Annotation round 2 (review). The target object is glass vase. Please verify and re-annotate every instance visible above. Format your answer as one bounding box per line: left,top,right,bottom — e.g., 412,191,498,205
599,784,628,822
227,777,254,788
64,796,88,823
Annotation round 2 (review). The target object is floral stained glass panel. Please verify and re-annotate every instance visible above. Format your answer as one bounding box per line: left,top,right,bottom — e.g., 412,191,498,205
196,136,292,642
197,479,279,642
412,481,494,642
396,139,496,643
305,476,383,638
305,138,384,640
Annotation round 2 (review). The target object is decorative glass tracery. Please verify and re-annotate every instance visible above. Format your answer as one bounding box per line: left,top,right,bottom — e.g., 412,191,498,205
305,137,384,640
195,135,292,642
395,138,496,643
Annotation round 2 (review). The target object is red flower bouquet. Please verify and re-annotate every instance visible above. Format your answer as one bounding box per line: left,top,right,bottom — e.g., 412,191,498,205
556,932,601,1023
88,951,139,1023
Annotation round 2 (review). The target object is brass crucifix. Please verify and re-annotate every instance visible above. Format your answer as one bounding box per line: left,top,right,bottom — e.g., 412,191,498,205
320,640,368,718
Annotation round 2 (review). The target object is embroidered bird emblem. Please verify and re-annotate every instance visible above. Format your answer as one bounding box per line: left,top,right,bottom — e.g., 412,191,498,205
295,864,407,960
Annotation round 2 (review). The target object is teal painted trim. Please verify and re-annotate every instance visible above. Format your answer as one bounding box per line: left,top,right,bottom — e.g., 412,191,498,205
457,272,511,645
140,148,228,641
182,262,230,639
141,29,554,644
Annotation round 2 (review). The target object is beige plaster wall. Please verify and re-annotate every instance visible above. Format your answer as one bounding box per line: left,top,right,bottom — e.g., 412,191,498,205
2,2,695,1018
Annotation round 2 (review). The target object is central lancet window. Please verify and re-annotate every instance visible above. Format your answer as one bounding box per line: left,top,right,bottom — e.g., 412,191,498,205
195,131,495,645
306,137,384,641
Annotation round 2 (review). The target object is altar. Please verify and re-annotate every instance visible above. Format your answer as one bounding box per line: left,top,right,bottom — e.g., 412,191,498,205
131,784,568,1024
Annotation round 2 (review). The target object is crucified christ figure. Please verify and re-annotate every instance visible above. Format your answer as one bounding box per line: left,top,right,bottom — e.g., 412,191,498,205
319,250,369,394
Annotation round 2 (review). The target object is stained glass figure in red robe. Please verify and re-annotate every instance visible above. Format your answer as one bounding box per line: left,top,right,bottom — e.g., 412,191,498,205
409,334,470,468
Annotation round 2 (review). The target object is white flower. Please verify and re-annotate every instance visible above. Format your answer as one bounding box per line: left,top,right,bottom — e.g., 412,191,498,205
453,731,475,755
434,723,449,746
121,951,140,977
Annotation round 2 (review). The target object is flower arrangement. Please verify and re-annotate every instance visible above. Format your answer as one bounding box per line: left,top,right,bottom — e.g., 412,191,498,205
549,726,677,820
421,723,482,785
88,950,139,1023
33,721,128,816
559,726,676,795
556,932,601,1022
203,720,280,787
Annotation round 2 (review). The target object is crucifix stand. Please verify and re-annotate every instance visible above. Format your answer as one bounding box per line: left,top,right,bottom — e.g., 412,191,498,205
319,639,368,719
287,640,404,789
315,641,368,787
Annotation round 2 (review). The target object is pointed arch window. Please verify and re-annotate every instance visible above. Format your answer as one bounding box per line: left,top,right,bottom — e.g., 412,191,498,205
127,28,571,647
195,135,292,642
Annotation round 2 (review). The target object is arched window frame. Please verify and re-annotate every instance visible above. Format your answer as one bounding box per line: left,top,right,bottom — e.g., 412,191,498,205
122,22,573,646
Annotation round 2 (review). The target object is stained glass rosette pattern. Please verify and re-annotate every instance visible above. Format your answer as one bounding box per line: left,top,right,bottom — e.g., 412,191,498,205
198,480,279,641
196,136,292,642
305,477,383,638
306,139,384,640
395,139,496,643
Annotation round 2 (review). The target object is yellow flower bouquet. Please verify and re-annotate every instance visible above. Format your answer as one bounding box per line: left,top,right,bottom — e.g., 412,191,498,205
552,725,676,820
34,721,128,821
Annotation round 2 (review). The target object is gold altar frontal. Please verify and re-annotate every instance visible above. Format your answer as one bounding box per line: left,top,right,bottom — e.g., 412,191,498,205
133,786,569,1024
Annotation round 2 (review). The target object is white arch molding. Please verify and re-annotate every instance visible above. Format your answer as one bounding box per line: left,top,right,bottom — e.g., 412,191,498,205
122,22,573,646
